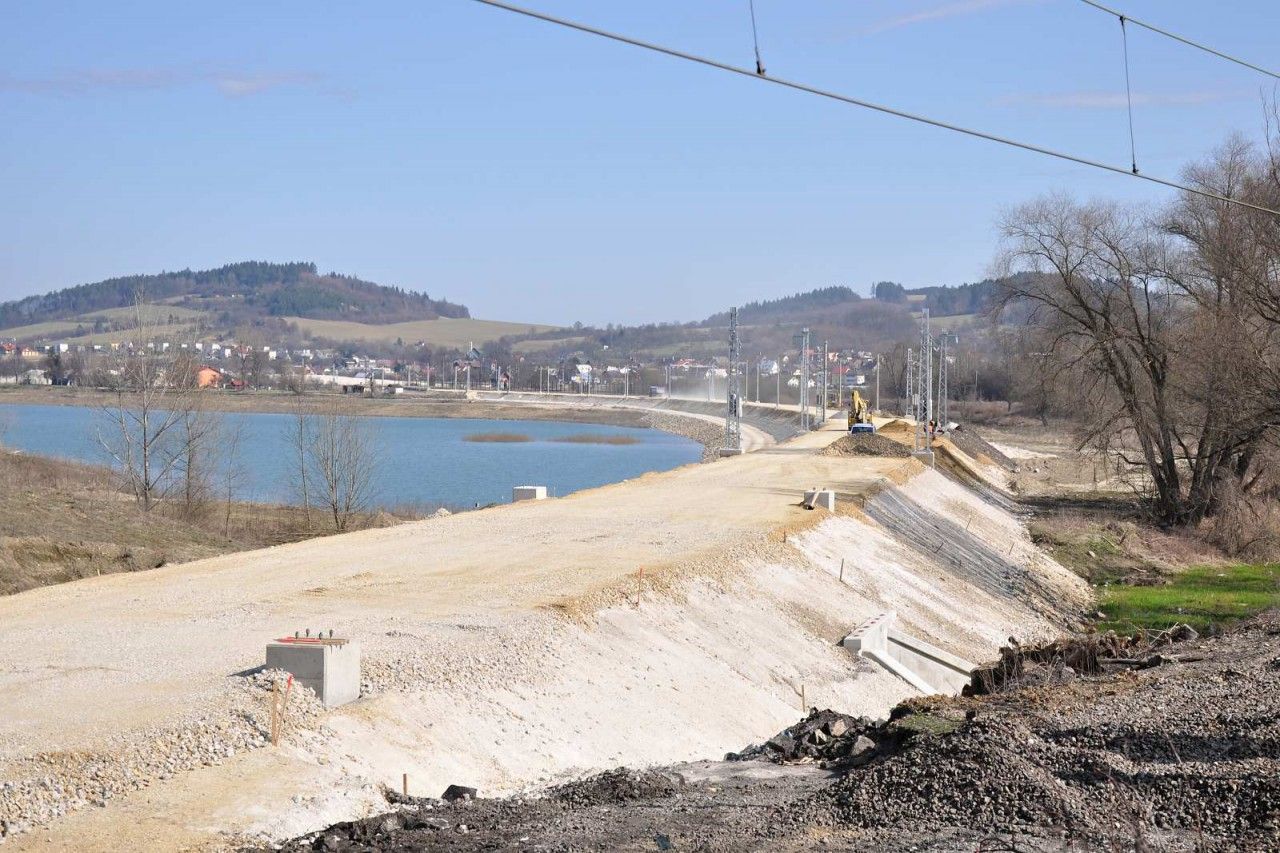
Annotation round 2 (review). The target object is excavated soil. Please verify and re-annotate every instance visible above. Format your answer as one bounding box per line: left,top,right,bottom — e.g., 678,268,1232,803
277,613,1280,852
819,433,912,458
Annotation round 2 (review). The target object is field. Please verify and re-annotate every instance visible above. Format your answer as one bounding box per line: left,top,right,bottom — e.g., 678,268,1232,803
1098,563,1280,633
511,335,589,354
283,316,559,347
1,302,554,349
0,304,209,344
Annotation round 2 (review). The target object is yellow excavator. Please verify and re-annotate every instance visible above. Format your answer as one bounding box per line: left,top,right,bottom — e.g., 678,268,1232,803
848,389,875,433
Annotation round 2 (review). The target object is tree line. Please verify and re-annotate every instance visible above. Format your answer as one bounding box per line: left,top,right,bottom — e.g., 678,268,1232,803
996,127,1280,543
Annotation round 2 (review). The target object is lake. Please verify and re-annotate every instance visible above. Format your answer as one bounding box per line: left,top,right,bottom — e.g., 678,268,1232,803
0,403,703,509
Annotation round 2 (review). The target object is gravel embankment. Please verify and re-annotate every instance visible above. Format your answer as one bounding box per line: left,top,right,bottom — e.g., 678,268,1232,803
0,670,325,840
276,613,1280,852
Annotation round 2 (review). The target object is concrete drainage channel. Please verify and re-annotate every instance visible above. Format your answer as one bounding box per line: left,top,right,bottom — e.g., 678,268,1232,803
842,612,976,695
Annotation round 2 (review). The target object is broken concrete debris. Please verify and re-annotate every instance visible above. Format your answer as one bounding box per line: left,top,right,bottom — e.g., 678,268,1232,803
726,708,899,770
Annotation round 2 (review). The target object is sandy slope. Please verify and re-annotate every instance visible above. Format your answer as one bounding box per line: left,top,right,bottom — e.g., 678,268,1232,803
0,417,1088,850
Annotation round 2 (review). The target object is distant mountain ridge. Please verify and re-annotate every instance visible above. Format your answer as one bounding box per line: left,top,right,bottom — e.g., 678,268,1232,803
0,261,469,330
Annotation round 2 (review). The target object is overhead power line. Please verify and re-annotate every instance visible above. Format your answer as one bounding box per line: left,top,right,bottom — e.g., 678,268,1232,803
469,0,1280,218
1077,0,1280,81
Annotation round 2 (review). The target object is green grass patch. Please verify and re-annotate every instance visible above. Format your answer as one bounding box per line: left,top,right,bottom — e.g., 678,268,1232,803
1098,563,1280,634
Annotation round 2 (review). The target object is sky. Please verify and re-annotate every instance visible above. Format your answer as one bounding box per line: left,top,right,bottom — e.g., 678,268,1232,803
2,0,1278,326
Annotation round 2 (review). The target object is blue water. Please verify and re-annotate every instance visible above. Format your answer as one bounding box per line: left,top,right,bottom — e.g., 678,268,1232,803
0,403,702,509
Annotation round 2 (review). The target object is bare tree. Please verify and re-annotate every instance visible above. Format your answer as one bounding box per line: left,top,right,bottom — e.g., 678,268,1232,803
997,137,1280,527
220,418,246,538
287,400,314,531
289,399,378,532
96,297,204,512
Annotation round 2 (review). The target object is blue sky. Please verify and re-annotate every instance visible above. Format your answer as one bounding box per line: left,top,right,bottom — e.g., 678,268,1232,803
2,0,1277,326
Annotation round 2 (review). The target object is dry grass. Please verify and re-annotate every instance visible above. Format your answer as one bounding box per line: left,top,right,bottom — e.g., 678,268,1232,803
549,434,640,445
464,432,532,443
0,451,427,596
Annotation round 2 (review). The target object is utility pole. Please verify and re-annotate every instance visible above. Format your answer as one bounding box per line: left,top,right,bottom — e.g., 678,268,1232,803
794,328,811,431
936,333,958,429
905,348,914,422
874,354,881,414
820,340,829,423
722,307,742,455
776,354,781,408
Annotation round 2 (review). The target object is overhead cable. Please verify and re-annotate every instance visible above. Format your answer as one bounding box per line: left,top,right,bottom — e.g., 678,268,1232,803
747,0,765,76
1077,0,1280,81
468,0,1280,218
1119,15,1139,174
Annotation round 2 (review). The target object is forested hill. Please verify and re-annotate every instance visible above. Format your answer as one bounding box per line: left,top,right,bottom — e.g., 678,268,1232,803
0,262,469,329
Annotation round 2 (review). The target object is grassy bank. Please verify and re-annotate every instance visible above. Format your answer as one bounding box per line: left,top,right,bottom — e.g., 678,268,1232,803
0,450,430,595
1098,563,1280,634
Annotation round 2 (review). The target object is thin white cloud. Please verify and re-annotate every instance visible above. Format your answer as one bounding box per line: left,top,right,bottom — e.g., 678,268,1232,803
863,0,1030,35
213,72,322,98
0,67,325,98
995,90,1243,109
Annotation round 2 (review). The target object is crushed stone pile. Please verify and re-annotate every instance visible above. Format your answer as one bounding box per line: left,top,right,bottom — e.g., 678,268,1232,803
946,424,1016,470
547,768,683,808
819,433,913,458
0,669,326,840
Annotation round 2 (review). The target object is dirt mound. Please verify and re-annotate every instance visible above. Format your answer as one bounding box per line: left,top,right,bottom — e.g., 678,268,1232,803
946,424,1015,470
875,419,917,443
820,433,912,458
548,768,683,807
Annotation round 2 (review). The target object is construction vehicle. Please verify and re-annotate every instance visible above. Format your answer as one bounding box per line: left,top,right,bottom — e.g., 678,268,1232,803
848,389,875,433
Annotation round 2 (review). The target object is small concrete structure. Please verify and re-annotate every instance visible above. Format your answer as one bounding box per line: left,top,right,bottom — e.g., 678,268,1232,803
842,611,974,695
265,635,361,707
513,485,548,502
803,488,836,511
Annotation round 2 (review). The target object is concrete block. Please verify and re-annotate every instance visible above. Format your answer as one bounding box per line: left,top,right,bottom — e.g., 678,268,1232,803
841,612,974,696
266,638,361,707
803,488,836,511
513,485,547,502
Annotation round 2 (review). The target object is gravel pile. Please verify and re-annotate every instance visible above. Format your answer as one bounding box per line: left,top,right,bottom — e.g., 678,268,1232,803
819,433,913,458
946,424,1016,470
548,767,684,808
0,669,325,840
779,613,1280,850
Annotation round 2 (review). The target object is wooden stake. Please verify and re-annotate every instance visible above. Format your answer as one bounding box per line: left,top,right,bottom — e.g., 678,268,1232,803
270,681,280,746
403,773,408,797
800,684,807,712
838,558,845,583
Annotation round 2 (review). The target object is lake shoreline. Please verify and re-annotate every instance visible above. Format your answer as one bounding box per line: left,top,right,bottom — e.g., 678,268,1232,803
0,386,722,460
